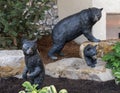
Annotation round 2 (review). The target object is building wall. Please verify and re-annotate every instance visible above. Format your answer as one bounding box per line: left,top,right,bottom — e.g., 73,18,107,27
58,0,92,20
92,0,120,13
92,9,106,41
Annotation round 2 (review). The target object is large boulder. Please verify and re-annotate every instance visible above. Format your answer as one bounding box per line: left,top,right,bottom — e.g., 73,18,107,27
45,58,114,81
0,50,25,78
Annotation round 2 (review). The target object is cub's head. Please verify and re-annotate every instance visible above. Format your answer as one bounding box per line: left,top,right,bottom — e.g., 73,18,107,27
89,7,103,22
22,39,37,55
84,44,97,57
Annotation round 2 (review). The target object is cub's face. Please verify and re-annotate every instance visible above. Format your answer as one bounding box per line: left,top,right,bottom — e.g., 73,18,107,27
91,7,103,22
87,46,97,56
84,44,97,57
22,39,37,55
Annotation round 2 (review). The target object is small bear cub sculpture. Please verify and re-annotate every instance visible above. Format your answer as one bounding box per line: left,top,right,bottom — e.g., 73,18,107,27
83,44,97,67
48,7,103,60
22,39,45,89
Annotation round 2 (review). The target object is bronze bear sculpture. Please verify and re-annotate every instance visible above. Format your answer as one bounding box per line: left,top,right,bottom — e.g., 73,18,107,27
48,7,103,60
84,44,97,67
22,39,45,89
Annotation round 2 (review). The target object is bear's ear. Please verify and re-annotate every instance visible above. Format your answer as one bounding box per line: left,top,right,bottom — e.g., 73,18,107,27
100,8,103,11
85,44,92,50
21,37,27,44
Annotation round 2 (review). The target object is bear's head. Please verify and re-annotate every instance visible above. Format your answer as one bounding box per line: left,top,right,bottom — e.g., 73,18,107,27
22,39,37,55
89,7,103,22
84,44,97,57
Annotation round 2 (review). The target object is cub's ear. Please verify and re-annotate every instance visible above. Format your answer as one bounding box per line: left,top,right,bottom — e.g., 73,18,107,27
85,44,92,50
21,37,27,44
100,8,103,11
32,38,38,43
87,44,92,48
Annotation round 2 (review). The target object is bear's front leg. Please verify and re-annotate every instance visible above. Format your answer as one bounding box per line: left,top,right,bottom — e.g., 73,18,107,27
28,66,41,79
22,67,28,80
92,58,97,64
83,30,100,42
85,57,92,66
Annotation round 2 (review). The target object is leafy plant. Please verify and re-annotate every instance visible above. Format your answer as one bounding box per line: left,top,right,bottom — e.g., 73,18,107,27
102,42,120,84
19,81,68,93
0,37,16,49
0,0,52,48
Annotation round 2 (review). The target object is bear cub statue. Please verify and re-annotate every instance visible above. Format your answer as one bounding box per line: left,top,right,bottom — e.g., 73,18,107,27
48,7,103,60
83,44,97,67
22,38,45,89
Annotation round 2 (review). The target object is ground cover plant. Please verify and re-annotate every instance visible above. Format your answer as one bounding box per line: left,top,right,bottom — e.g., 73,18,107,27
19,81,68,93
102,42,120,84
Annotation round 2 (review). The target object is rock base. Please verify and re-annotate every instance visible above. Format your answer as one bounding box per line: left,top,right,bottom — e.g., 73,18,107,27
79,39,120,58
45,58,114,81
0,50,25,78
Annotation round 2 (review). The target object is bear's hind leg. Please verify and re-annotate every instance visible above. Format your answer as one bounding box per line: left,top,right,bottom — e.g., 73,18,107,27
48,43,65,60
56,43,65,56
48,44,59,60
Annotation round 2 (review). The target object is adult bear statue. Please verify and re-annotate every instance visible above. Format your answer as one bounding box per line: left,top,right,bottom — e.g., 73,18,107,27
48,7,103,60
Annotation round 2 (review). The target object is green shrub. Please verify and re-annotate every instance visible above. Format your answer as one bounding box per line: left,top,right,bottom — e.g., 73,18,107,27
0,0,52,48
102,42,120,84
19,81,68,93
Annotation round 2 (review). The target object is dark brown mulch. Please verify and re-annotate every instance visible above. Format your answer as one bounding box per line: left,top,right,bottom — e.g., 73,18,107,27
0,35,120,93
0,75,120,93
37,35,80,64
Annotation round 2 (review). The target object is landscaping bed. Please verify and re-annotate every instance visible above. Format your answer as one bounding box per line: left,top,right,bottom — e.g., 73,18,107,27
0,35,120,93
0,75,120,93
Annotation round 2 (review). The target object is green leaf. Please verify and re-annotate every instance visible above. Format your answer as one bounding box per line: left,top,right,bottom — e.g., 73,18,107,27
18,90,26,93
114,72,120,78
11,31,18,37
50,85,57,93
38,88,48,93
59,89,68,93
22,81,33,92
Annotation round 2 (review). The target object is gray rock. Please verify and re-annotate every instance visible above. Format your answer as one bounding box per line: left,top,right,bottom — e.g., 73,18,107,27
0,50,25,78
53,18,58,25
46,19,53,25
36,1,58,35
53,5,57,9
39,20,43,24
45,58,114,81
